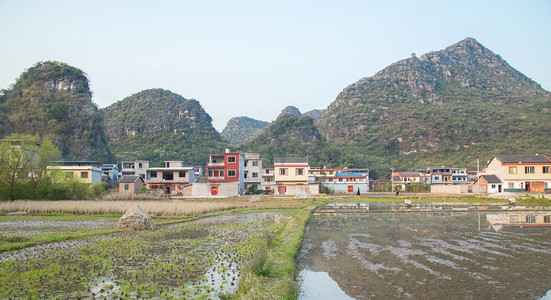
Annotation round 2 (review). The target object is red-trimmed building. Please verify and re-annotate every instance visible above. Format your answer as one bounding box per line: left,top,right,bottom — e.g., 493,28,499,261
205,150,245,195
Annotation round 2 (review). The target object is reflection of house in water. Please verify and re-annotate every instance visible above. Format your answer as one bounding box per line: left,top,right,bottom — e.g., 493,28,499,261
486,212,551,233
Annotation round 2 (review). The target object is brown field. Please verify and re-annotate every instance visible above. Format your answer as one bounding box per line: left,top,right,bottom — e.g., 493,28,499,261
0,196,307,217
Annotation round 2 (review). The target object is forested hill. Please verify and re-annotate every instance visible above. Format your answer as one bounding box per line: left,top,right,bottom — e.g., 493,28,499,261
102,88,228,166
221,116,269,145
0,61,112,161
239,115,328,167
317,37,551,170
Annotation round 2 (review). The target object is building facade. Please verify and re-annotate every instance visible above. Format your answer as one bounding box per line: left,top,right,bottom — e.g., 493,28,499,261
145,161,195,195
484,155,551,193
205,150,245,195
120,160,149,179
47,161,103,185
243,153,262,191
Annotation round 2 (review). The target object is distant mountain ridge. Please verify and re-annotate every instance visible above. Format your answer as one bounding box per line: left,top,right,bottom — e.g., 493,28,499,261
221,116,269,145
318,38,551,163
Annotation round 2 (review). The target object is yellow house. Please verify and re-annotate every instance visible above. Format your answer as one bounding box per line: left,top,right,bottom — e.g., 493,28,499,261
47,162,103,185
484,155,551,193
274,157,309,185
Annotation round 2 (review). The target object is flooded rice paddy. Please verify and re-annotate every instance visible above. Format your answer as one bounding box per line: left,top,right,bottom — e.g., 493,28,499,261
0,212,285,299
299,204,551,299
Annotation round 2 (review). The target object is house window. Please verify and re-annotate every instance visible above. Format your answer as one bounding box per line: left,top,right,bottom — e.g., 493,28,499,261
525,166,535,174
434,176,439,181
150,172,157,178
244,171,248,178
279,168,287,175
252,172,258,178
228,170,236,177
339,178,343,182
328,178,333,182
510,215,519,223
227,156,236,163
526,215,536,223
509,166,517,174
544,215,551,223
508,182,514,188
80,172,88,179
179,171,186,178
543,166,550,174
252,161,258,166
296,168,304,175
491,185,496,189
163,172,174,180
138,163,142,168
265,169,270,174
124,184,129,191
244,161,248,167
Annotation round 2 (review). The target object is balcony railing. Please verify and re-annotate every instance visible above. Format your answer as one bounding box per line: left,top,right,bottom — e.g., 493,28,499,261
208,176,225,180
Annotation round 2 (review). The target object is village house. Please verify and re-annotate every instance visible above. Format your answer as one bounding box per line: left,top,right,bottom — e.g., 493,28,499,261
473,174,503,194
308,167,338,183
100,164,118,181
145,161,196,196
391,171,421,190
484,155,551,193
261,167,275,192
243,153,262,191
274,157,319,195
120,160,149,180
322,168,370,194
47,161,103,185
118,175,145,195
192,150,244,196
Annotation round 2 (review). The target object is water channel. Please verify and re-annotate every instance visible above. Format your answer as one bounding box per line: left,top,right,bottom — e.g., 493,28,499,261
298,203,551,299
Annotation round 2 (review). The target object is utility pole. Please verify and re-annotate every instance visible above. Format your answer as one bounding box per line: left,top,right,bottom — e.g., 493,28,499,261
477,159,480,194
390,168,395,193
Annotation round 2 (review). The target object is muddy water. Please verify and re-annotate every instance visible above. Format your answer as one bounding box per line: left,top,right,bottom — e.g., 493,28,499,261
298,209,551,299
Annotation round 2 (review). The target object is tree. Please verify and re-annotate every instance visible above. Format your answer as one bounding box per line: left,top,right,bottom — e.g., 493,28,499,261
0,134,60,200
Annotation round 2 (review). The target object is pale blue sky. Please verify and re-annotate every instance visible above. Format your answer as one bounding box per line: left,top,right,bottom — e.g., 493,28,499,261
1,0,550,130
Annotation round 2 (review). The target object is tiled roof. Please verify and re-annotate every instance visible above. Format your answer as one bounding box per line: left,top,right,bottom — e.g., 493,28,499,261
495,155,551,163
119,175,142,183
481,175,501,184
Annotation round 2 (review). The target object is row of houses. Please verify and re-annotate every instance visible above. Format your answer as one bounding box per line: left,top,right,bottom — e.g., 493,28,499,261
48,150,369,197
391,155,551,194
46,152,550,196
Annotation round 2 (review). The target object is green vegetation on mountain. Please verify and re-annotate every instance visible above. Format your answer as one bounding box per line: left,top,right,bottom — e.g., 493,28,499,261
239,115,328,167
315,38,551,175
303,109,326,124
102,89,228,166
221,116,269,145
0,61,112,161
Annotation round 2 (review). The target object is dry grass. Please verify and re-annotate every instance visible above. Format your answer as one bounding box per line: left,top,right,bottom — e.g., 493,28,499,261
0,197,308,217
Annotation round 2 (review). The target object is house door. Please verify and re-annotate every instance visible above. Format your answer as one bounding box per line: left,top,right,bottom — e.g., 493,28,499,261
348,185,354,193
165,185,171,194
498,185,502,193
525,182,531,192
211,186,218,195
278,186,286,195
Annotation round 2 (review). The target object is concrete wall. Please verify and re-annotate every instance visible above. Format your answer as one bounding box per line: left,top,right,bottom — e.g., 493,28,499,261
431,184,469,194
324,183,369,194
192,182,239,196
275,184,319,196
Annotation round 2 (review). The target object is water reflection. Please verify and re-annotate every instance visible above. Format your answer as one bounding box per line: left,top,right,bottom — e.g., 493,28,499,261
299,208,551,299
487,212,551,233
299,270,353,300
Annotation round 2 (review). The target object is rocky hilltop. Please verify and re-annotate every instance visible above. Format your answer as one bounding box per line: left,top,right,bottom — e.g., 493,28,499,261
278,106,302,118
221,116,269,145
303,109,326,124
0,61,112,161
103,89,227,165
318,38,551,165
